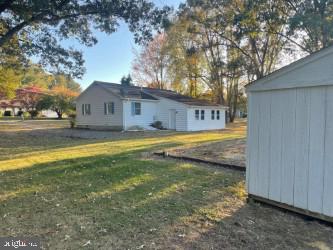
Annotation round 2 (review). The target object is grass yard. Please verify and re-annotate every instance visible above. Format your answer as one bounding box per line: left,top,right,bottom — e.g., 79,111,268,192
0,121,332,249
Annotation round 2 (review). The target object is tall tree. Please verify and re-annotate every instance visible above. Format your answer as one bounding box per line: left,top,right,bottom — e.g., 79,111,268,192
16,86,45,118
286,0,333,52
165,16,206,97
132,33,170,89
0,0,170,78
37,86,78,119
0,66,22,98
120,74,134,86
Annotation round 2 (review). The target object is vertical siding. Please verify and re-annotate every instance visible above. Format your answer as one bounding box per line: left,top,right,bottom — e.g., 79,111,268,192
268,91,283,201
76,85,123,127
257,93,271,198
323,86,333,217
247,92,260,195
247,85,333,217
245,93,252,192
280,89,297,205
294,88,311,209
307,88,326,213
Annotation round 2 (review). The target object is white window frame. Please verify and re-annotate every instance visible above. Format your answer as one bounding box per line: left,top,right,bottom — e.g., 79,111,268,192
195,110,200,120
82,104,91,116
104,102,114,115
131,102,141,116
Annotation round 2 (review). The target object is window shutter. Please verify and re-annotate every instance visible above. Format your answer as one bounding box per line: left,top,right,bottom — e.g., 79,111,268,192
82,104,84,115
111,102,115,114
104,103,107,115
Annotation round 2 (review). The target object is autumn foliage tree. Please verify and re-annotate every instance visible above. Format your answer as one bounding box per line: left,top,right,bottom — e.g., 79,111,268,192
37,86,79,119
16,86,45,118
132,33,170,89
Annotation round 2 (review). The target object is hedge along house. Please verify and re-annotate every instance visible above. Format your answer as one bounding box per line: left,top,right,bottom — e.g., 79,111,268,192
76,81,227,131
246,46,333,222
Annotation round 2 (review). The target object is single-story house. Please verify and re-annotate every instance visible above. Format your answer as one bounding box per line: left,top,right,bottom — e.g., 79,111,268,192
246,45,333,222
75,81,227,131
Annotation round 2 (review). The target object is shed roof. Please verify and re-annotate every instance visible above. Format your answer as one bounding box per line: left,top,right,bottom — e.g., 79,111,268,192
246,45,333,92
93,81,224,107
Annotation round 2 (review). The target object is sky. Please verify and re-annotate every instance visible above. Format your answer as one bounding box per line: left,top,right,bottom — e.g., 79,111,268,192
70,0,184,90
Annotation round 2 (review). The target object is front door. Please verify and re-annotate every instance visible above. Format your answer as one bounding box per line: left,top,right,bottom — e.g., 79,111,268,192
169,109,176,130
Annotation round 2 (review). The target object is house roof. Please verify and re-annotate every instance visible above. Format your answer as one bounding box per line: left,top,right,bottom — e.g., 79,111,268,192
246,45,333,92
0,99,22,108
93,81,224,107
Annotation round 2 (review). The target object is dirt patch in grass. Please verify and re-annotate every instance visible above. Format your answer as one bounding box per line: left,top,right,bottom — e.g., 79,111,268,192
169,120,247,167
0,120,332,249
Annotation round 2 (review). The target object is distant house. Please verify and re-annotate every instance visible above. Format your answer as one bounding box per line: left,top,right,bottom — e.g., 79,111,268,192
0,86,58,118
0,99,21,115
76,81,227,131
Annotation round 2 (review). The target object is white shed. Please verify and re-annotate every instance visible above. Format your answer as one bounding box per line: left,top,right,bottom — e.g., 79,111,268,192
246,46,333,222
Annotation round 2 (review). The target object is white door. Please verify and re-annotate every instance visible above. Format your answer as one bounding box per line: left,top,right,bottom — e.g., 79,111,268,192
169,109,176,130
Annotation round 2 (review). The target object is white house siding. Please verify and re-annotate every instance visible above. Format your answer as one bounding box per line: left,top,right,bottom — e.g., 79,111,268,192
155,97,188,131
41,110,58,118
186,107,226,131
247,85,333,217
76,85,123,129
122,100,157,130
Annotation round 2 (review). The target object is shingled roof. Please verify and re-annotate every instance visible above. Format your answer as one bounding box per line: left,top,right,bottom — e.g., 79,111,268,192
94,81,221,107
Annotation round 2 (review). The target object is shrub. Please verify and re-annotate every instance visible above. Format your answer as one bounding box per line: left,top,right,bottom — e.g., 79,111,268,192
23,112,30,118
4,110,12,116
17,110,24,116
68,113,76,128
150,121,164,130
29,110,39,119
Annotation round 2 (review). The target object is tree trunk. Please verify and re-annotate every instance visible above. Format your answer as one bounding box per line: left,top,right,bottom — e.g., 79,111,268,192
56,111,63,119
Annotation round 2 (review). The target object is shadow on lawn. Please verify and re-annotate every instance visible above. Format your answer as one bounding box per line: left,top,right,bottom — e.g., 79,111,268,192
1,146,332,249
0,144,244,248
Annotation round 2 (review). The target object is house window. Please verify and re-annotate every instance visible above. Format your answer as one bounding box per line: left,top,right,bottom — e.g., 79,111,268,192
216,110,220,120
104,102,114,115
211,110,215,120
201,110,205,120
82,104,91,115
195,110,199,120
131,102,141,115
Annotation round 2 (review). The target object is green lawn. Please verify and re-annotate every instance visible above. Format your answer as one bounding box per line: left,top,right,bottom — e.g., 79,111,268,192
1,121,332,249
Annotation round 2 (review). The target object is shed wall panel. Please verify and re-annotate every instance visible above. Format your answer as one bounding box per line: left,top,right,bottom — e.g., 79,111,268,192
307,88,326,213
247,85,333,218
294,88,311,210
247,92,260,195
280,90,297,205
323,86,333,217
268,91,283,202
257,93,271,198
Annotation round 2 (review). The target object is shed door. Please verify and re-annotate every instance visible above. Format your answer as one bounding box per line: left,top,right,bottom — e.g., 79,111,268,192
169,109,176,130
